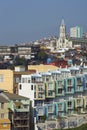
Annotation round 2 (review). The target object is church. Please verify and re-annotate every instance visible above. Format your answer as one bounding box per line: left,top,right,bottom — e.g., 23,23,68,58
56,19,72,50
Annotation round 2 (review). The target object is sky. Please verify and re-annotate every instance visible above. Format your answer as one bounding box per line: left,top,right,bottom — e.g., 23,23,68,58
0,0,87,45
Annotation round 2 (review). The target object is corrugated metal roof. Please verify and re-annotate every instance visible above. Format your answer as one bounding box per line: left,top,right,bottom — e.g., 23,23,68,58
4,92,29,100
0,95,8,102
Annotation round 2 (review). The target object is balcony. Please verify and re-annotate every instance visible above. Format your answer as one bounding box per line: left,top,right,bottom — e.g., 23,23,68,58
77,82,82,85
77,103,82,107
75,86,83,92
48,109,54,113
14,113,29,120
15,108,29,112
38,90,44,94
38,109,44,116
58,107,63,111
48,87,54,91
57,89,64,96
66,87,74,94
67,105,73,109
47,91,55,98
32,80,43,83
76,99,83,108
67,84,72,87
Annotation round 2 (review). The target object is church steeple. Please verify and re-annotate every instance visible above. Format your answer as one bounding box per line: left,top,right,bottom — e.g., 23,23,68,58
59,19,66,38
56,19,72,50
61,19,65,26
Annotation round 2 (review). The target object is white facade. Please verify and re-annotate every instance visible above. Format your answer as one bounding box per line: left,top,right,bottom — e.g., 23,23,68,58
56,20,72,50
15,66,25,72
18,75,35,106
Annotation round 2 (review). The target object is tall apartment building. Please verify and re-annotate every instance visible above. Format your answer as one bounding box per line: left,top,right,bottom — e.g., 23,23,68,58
70,26,83,38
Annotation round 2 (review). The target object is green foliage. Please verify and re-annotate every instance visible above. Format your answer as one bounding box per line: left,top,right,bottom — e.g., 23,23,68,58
41,114,46,121
37,49,48,62
14,56,27,66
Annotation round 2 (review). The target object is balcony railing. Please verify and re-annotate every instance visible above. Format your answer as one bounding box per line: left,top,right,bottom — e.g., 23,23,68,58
48,109,54,113
67,105,73,109
38,111,44,115
58,107,63,111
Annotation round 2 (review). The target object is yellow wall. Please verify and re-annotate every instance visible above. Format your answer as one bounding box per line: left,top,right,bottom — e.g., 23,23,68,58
0,119,10,130
0,102,9,119
0,70,13,93
28,64,58,72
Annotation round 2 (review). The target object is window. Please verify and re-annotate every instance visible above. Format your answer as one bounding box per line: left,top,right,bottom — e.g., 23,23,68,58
77,78,82,85
58,81,62,87
38,93,42,98
0,74,3,82
34,92,36,98
63,39,65,43
19,84,22,90
46,77,49,81
24,105,28,109
32,77,35,83
3,123,7,127
68,87,72,92
68,79,72,86
48,83,53,90
1,113,4,118
48,90,53,96
38,108,43,114
1,103,4,109
58,89,62,94
86,83,87,88
15,77,20,83
68,101,72,106
58,104,62,111
28,78,30,83
48,106,53,112
22,78,27,83
38,85,43,91
31,85,33,90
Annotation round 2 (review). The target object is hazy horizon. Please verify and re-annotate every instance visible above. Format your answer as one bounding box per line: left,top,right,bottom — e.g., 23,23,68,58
0,0,87,45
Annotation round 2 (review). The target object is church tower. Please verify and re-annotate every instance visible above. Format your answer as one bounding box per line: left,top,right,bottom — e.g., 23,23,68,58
59,19,66,38
56,19,72,50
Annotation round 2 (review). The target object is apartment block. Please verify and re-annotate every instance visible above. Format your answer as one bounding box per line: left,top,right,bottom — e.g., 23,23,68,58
17,65,87,125
70,26,83,38
0,91,10,130
0,70,13,93
0,90,30,130
0,67,36,95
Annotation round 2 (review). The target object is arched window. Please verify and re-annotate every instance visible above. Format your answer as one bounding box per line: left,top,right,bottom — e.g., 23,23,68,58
63,39,65,43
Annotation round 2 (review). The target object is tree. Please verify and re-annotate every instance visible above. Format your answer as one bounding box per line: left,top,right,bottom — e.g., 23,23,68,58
37,49,48,63
41,114,46,122
14,56,27,66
